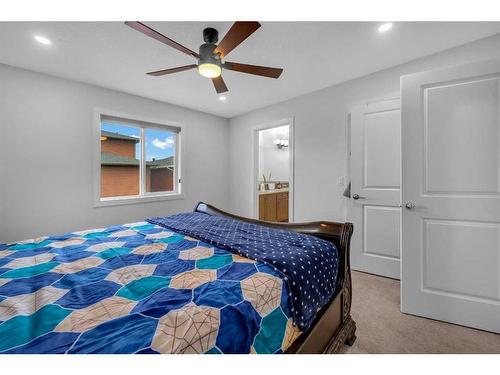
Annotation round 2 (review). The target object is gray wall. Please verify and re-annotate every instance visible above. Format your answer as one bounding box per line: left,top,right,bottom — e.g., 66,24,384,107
0,64,229,243
228,33,500,222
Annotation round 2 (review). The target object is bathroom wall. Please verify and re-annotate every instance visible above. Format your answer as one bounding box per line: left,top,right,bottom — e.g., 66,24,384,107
258,125,290,182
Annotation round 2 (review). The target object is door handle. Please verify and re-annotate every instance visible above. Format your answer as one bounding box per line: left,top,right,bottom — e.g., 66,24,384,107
352,194,365,200
400,201,415,209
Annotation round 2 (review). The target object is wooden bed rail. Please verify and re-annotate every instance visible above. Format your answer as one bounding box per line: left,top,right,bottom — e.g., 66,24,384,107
193,202,356,353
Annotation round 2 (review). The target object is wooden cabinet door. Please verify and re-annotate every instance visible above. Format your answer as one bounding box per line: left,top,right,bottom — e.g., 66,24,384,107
259,192,288,222
276,192,289,222
258,195,267,221
264,194,277,221
259,194,277,221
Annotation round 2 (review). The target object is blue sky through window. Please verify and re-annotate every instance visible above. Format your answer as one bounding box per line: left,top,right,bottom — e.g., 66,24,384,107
101,122,175,161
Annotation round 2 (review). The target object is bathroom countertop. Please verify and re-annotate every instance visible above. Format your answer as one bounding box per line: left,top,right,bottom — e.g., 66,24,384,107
258,188,289,195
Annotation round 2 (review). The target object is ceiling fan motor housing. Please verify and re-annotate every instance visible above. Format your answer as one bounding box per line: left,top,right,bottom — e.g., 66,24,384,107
198,28,221,68
198,42,221,67
203,27,218,44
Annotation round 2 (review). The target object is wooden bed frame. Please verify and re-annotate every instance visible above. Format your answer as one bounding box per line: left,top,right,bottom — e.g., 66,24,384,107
194,202,356,354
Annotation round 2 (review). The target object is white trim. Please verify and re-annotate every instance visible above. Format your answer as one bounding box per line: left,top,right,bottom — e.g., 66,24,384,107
140,126,145,196
251,117,295,222
97,192,185,207
93,107,185,208
344,112,351,222
175,130,183,196
100,113,181,133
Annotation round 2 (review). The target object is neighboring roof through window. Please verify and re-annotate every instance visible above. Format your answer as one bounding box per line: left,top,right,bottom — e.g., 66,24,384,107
101,151,174,167
100,130,139,143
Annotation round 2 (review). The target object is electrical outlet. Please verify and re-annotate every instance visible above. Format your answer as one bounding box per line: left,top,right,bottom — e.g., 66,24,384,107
337,176,345,186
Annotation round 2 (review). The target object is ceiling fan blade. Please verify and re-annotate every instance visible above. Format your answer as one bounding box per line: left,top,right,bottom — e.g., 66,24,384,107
125,21,199,58
214,22,261,57
224,62,283,79
212,76,228,93
147,64,197,76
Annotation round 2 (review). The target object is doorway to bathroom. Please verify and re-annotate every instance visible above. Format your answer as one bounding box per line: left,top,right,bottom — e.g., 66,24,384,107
253,118,294,222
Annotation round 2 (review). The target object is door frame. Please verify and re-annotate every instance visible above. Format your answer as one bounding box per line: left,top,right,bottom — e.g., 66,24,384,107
252,117,295,222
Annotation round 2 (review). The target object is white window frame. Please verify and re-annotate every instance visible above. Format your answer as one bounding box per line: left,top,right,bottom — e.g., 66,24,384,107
93,108,184,207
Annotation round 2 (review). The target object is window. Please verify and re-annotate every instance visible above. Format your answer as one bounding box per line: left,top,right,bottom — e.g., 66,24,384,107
96,112,182,205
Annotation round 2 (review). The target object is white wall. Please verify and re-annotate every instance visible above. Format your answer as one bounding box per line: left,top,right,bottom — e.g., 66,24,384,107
0,64,229,243
258,125,290,182
228,33,500,222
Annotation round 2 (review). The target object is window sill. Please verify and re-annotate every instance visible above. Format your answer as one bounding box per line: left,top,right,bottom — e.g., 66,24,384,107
94,192,184,208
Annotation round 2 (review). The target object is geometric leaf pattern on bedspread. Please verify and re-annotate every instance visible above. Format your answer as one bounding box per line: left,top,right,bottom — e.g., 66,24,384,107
0,222,301,353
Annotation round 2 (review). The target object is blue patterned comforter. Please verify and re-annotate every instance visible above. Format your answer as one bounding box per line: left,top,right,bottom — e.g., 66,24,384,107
0,221,302,353
148,212,339,330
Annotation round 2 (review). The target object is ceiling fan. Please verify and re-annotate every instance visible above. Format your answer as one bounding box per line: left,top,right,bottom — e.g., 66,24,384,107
125,21,283,94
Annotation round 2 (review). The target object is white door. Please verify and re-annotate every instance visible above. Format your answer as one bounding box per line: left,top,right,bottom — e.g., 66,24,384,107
401,59,500,333
350,98,401,279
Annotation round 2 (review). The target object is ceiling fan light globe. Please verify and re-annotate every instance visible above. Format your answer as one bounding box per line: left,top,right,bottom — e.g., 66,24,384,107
198,63,222,78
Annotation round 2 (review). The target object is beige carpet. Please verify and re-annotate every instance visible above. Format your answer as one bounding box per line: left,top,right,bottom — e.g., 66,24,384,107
340,271,500,353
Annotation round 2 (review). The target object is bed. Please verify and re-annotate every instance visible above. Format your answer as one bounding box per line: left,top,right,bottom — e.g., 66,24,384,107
0,202,355,354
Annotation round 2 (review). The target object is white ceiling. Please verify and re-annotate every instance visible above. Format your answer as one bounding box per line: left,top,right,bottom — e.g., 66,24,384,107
1,22,500,118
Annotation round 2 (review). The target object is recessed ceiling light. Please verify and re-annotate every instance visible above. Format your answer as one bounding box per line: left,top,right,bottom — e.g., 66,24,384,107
378,23,393,33
34,35,52,45
219,96,227,101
